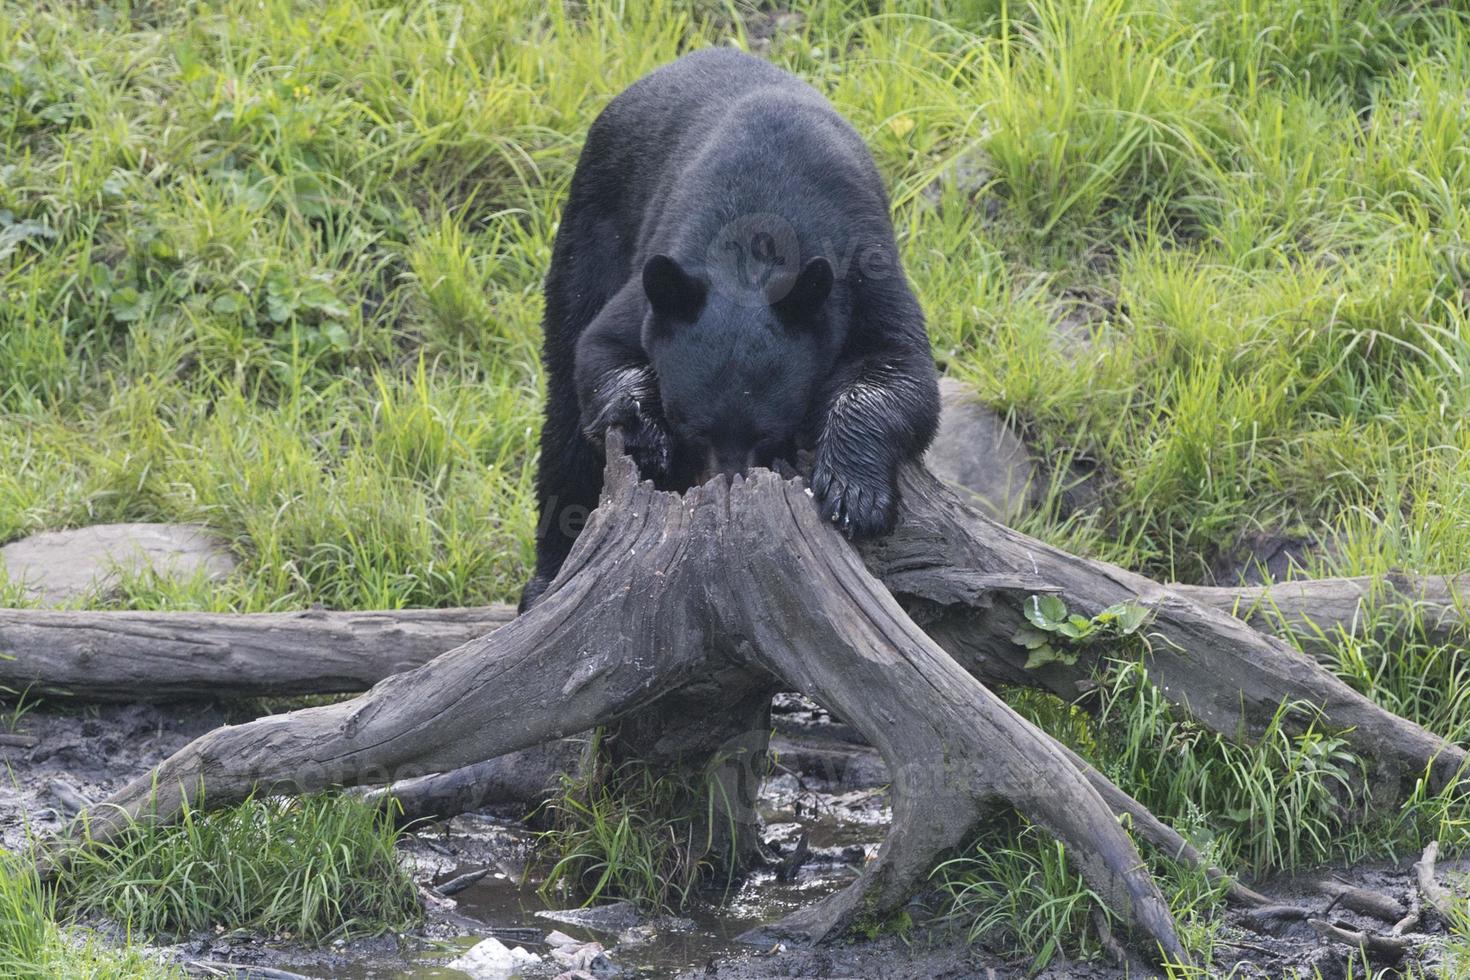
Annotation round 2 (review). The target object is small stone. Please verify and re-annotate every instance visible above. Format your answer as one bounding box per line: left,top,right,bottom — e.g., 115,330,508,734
615,924,657,947
0,523,236,606
446,936,541,978
549,939,617,978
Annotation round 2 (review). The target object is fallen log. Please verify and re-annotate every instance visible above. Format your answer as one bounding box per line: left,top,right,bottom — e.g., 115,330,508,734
34,438,1470,960
2,565,1463,705
1174,573,1468,649
0,606,513,701
1307,919,1414,958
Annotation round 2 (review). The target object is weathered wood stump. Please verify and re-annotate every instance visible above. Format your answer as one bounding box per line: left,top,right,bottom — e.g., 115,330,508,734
34,435,1469,964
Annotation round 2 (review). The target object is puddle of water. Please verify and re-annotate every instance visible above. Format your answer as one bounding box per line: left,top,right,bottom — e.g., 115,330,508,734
243,753,889,979
301,800,875,979
444,863,861,977
297,863,859,979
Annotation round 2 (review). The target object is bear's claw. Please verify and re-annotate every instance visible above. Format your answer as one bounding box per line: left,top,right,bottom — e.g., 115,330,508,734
618,411,673,480
810,458,896,539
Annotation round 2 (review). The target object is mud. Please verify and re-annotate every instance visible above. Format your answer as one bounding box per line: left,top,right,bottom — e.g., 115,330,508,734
1,694,1457,978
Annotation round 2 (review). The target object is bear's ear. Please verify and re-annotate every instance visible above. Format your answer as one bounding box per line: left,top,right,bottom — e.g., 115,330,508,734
643,254,705,323
769,256,834,323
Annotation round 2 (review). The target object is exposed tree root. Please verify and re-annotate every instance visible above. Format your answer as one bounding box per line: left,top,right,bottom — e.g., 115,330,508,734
1315,879,1407,923
1307,919,1414,958
33,440,1470,961
1415,841,1459,925
869,466,1467,795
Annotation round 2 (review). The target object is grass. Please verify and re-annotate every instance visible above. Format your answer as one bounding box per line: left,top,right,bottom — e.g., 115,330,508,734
536,731,740,913
1,0,1469,971
58,792,420,944
939,641,1470,971
0,852,181,979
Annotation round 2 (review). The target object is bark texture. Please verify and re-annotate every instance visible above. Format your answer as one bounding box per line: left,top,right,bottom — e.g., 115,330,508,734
0,607,512,700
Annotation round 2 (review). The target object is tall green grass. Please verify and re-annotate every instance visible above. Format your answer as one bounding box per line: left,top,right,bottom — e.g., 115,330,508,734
60,793,420,943
0,852,181,979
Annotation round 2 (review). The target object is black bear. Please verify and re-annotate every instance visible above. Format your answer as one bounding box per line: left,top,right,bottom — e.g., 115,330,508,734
522,48,939,610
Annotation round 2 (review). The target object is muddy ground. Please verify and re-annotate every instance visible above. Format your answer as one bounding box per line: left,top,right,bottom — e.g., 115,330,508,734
0,694,1455,978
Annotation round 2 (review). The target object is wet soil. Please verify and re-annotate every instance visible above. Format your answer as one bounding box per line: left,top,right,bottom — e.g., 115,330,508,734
0,695,1456,978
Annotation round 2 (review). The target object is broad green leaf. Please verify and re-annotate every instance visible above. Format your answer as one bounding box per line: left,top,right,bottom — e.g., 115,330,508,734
1011,625,1052,650
1025,594,1068,630
1115,603,1150,635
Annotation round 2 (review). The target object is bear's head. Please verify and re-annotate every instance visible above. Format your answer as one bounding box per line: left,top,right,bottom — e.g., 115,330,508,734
640,252,836,484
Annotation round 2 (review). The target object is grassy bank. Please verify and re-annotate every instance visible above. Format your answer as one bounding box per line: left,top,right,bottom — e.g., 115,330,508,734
3,0,1469,973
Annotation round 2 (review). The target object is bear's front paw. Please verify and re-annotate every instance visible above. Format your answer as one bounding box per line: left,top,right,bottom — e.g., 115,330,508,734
809,457,897,539
618,410,673,480
588,394,673,480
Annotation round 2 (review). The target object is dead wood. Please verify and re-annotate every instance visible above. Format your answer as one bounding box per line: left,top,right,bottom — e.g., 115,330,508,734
41,440,1186,961
33,436,1470,961
1315,879,1407,923
1414,841,1458,924
1174,574,1468,647
363,741,581,826
867,465,1467,795
1393,883,1423,936
2,559,1463,708
1307,919,1413,957
0,606,513,701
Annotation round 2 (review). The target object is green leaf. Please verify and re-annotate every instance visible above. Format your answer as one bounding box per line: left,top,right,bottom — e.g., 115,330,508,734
320,322,350,351
0,218,56,261
1023,643,1079,670
1025,594,1067,630
298,277,348,319
109,286,149,323
266,290,294,323
1056,620,1088,639
210,292,246,315
1011,625,1053,650
1114,603,1150,635
291,172,332,219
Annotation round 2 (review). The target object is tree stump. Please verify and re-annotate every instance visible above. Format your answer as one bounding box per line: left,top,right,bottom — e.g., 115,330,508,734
39,434,1469,965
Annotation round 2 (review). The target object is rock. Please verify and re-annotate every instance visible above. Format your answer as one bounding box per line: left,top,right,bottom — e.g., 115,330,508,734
1051,286,1119,354
545,930,581,949
1207,529,1337,586
924,378,1039,523
920,143,995,211
741,9,805,55
446,937,541,978
0,523,236,606
536,900,640,935
548,937,617,978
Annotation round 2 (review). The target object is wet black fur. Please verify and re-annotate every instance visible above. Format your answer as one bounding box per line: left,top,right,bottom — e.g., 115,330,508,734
522,49,938,611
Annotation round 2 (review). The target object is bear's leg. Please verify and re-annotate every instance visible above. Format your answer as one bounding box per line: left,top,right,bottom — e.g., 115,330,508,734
522,391,603,612
524,281,666,611
573,285,674,481
523,208,629,611
811,348,940,538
